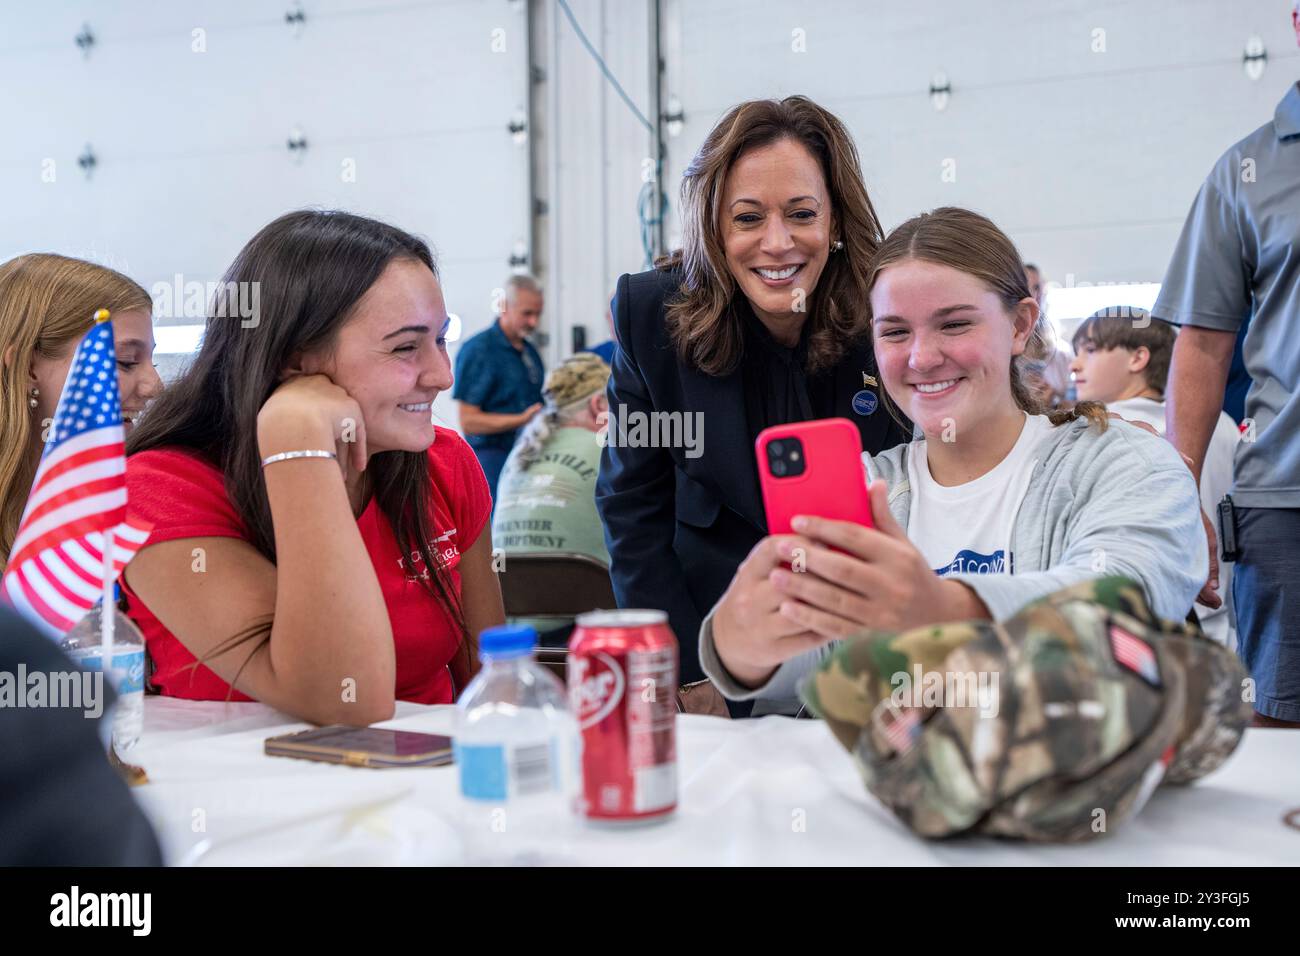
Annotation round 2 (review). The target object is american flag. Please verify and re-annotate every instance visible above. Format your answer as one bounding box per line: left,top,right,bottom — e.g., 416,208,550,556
1109,624,1161,687
873,698,923,756
2,315,151,639
881,707,921,755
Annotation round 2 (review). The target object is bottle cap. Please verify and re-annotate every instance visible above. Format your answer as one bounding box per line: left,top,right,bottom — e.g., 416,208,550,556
479,624,537,658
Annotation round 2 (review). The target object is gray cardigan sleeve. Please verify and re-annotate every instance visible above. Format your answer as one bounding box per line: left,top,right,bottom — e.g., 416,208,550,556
698,607,833,707
948,426,1207,625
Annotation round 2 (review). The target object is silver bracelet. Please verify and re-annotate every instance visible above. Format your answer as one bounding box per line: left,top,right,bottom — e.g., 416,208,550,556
260,449,337,469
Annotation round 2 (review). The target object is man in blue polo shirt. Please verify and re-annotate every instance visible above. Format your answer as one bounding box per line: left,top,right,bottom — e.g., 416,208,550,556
454,274,546,504
1155,6,1300,727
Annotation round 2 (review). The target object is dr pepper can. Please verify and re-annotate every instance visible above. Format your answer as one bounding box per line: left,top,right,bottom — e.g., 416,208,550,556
568,609,678,824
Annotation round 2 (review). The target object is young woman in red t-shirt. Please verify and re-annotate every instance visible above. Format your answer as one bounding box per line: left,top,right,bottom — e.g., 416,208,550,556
122,210,504,725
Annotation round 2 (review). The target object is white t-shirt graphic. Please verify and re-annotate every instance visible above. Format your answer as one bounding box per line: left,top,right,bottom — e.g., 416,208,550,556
906,414,1053,577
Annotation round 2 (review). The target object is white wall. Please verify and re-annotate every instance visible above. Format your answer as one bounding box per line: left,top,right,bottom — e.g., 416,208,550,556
551,0,1299,337
5,0,1295,406
533,0,658,368
0,0,532,427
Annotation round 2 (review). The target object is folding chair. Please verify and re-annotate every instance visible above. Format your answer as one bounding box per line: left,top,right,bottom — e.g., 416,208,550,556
496,552,617,682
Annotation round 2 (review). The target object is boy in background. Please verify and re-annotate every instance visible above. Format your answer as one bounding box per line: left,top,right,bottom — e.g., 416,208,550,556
1071,307,1240,647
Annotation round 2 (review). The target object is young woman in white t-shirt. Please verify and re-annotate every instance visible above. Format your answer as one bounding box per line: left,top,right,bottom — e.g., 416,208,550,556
701,207,1210,706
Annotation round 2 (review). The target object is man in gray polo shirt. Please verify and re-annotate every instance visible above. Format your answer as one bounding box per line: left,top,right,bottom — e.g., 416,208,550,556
1154,10,1300,727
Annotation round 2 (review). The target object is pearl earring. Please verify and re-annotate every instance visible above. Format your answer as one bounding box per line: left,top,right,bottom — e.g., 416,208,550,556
28,387,39,409
832,239,844,252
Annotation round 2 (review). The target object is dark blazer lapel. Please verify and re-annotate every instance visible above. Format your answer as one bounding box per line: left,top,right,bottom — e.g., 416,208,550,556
833,338,899,447
678,361,766,532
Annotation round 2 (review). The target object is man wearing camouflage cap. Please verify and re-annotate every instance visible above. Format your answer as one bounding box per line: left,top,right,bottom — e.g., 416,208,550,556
801,577,1252,841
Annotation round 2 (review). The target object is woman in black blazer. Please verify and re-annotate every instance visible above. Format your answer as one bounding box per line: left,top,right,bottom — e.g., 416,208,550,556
596,96,909,690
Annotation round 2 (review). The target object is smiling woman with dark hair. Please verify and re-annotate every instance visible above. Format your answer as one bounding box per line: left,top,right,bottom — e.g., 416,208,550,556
121,210,504,725
596,96,910,692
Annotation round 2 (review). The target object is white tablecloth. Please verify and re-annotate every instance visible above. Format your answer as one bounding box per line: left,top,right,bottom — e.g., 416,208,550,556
131,697,1300,866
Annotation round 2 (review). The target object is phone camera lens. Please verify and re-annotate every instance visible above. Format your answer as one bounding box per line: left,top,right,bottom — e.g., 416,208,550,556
771,459,787,477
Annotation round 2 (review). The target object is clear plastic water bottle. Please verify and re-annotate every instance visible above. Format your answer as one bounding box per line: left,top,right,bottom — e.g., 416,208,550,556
453,624,580,863
59,590,145,753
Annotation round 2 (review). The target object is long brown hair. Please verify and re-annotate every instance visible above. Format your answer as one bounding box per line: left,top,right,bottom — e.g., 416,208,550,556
126,210,473,681
0,254,152,567
660,95,883,376
865,206,1109,432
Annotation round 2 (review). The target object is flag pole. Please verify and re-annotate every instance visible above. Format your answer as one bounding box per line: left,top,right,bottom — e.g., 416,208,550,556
101,527,115,653
94,309,116,676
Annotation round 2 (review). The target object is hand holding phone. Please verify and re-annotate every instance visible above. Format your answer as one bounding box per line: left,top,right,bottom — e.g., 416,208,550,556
757,417,873,535
710,418,877,688
713,421,982,687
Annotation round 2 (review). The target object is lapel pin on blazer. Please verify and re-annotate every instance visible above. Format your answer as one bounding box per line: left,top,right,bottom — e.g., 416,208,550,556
852,378,879,416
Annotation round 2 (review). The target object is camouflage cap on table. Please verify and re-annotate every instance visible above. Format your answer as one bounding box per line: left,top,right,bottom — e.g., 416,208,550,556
800,577,1252,842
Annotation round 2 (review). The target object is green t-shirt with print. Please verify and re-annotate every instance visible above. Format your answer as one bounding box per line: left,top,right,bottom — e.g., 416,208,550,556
492,426,610,633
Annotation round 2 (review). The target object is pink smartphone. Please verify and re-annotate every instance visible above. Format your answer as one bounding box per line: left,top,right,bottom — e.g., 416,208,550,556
756,418,874,535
